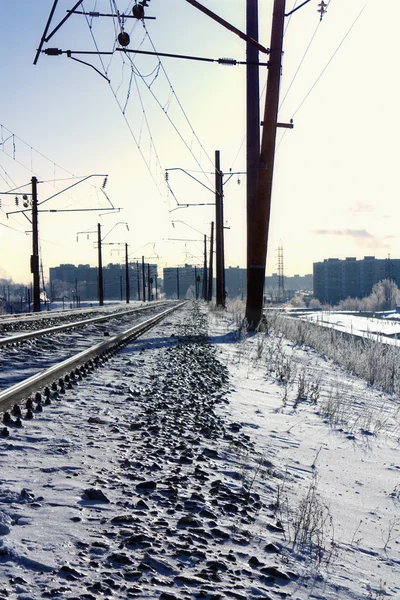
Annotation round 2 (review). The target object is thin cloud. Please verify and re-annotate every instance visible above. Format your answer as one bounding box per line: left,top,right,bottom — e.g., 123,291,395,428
314,229,374,238
350,202,375,215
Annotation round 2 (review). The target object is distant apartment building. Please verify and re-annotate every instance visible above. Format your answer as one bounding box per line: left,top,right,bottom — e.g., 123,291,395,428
49,262,158,302
163,265,204,299
224,267,313,301
313,256,398,304
162,265,313,301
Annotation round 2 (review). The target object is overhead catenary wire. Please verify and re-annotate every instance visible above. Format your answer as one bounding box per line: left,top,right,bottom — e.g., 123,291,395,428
123,49,213,185
142,22,215,179
80,0,215,206
230,0,333,172
277,1,366,150
0,124,76,180
80,4,168,202
291,2,365,120
280,0,334,111
279,21,321,111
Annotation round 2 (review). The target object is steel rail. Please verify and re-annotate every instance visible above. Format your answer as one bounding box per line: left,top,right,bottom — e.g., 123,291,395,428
0,301,171,348
0,302,186,415
0,300,167,327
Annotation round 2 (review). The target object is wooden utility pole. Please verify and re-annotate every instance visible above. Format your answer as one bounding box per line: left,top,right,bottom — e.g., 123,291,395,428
215,150,225,307
246,0,260,309
136,260,141,300
97,223,104,306
31,176,41,312
147,263,151,301
142,256,146,301
245,0,286,329
207,221,214,302
194,266,199,299
125,243,130,303
202,234,208,301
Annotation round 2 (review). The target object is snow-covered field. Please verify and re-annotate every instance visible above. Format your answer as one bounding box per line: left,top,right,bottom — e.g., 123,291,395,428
0,302,399,599
297,310,400,344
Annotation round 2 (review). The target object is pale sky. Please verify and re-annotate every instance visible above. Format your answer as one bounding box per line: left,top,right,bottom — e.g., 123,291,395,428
0,0,394,285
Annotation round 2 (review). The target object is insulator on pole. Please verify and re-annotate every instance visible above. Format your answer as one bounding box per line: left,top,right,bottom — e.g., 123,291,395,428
44,48,63,56
218,58,237,66
118,31,130,47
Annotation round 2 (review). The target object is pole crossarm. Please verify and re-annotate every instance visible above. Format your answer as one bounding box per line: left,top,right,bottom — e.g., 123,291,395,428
34,0,84,64
117,48,268,66
0,184,32,195
39,174,109,206
171,219,210,238
66,10,155,20
183,0,269,54
37,207,120,214
165,168,215,195
43,47,268,68
169,203,214,213
285,0,311,17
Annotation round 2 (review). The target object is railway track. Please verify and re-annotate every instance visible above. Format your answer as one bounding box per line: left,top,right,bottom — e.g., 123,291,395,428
0,301,173,347
0,300,170,335
0,301,186,432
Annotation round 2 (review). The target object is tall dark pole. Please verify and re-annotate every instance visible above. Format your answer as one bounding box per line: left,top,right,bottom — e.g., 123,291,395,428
215,150,225,307
246,0,260,304
176,268,180,299
208,221,214,302
155,267,158,300
147,263,151,301
202,234,208,301
194,266,198,299
125,243,130,303
136,260,140,300
141,255,146,302
97,223,104,306
246,0,286,329
31,176,41,312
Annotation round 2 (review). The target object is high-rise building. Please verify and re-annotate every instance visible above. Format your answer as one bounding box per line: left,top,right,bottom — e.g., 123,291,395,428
49,262,158,302
163,265,204,299
313,256,399,304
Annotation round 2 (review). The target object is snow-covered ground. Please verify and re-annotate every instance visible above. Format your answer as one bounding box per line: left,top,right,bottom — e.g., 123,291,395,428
0,302,399,599
297,310,400,344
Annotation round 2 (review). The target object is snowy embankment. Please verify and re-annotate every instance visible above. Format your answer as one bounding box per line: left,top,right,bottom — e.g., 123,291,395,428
0,302,399,599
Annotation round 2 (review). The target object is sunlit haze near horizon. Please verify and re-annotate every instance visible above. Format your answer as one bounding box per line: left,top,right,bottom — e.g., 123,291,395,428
0,0,395,285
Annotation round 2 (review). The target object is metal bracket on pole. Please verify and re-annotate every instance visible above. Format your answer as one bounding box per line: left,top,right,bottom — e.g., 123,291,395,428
277,121,294,129
183,0,269,54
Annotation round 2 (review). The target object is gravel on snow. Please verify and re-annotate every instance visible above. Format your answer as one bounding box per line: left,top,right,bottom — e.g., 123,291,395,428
0,303,294,600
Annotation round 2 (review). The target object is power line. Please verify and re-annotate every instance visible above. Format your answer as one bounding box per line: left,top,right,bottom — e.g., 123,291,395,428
81,6,169,202
279,21,321,111
82,2,207,204
135,24,215,181
0,123,75,179
277,1,366,150
291,2,364,120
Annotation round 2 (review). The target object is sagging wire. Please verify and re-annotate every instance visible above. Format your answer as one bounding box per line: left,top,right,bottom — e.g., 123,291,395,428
0,124,76,185
280,0,334,112
142,23,215,178
279,21,321,112
80,16,169,203
124,49,211,185
287,1,365,124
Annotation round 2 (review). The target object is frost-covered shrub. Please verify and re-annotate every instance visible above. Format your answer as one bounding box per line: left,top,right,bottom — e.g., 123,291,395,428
269,311,400,395
337,279,400,312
